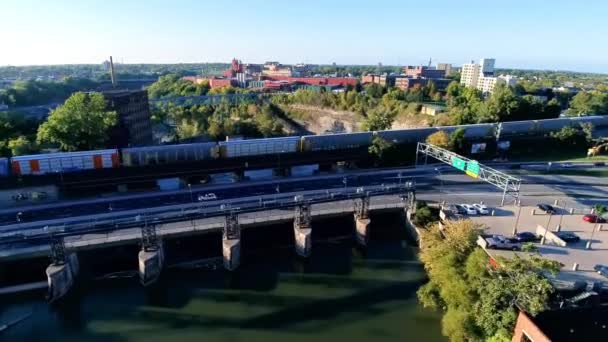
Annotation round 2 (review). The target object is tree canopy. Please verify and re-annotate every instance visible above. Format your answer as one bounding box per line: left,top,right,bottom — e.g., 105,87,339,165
417,220,562,341
426,130,451,149
566,90,608,116
36,92,118,151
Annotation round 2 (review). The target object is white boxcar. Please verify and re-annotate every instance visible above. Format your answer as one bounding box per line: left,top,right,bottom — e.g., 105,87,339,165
122,142,217,167
219,136,300,158
11,149,119,176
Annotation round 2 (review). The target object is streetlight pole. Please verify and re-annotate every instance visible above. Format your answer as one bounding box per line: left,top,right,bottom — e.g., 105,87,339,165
586,224,598,250
540,213,553,245
512,204,522,236
187,183,194,204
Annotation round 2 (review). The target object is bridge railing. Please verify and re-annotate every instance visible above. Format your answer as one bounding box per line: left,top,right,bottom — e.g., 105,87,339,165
0,183,414,244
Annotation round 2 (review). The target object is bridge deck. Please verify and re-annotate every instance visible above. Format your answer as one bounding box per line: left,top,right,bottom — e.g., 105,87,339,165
0,196,405,262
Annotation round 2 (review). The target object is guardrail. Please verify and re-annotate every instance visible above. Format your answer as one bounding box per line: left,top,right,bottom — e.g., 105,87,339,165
0,183,414,244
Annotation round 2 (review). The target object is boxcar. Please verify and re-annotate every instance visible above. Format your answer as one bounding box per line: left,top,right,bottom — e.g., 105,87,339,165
499,120,538,136
219,136,300,158
122,142,217,167
11,149,119,176
302,132,373,151
0,157,8,177
375,127,438,144
441,123,497,138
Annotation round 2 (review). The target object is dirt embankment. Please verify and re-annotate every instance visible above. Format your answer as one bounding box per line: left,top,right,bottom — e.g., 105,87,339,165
391,113,431,129
279,104,433,134
279,104,364,135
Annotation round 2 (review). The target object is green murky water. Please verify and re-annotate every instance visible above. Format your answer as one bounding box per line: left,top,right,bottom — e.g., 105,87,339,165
0,213,446,342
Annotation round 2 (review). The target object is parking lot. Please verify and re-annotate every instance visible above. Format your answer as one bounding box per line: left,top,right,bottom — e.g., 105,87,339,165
467,203,608,285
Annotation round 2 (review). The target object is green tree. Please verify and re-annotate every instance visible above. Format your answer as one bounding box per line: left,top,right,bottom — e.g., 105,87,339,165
417,220,561,341
364,83,385,98
363,110,394,131
580,122,594,144
449,128,466,153
566,91,608,116
481,84,521,122
550,125,581,145
368,136,394,165
475,255,560,336
37,92,118,151
7,135,37,156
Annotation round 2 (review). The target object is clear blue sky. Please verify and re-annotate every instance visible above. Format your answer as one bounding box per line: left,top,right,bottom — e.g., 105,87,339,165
2,0,607,72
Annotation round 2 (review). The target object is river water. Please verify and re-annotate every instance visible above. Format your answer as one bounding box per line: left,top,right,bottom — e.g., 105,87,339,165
0,212,446,341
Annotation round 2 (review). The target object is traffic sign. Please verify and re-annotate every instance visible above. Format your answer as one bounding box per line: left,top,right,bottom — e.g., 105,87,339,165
451,156,466,171
466,160,480,178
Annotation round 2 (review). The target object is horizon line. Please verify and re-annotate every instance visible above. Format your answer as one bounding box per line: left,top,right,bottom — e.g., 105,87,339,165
1,61,606,76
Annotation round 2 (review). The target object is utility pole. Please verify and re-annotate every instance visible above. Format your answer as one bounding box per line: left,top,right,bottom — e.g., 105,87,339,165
540,213,553,245
512,204,522,236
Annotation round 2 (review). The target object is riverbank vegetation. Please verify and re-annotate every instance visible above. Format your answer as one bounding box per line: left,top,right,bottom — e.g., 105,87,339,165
417,220,562,341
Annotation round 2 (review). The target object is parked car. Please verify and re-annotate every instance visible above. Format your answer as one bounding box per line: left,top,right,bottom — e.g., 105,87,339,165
583,214,606,223
594,264,608,278
513,232,540,243
198,193,217,201
556,231,580,243
486,235,521,250
454,204,468,215
460,204,478,215
473,203,490,215
537,203,555,214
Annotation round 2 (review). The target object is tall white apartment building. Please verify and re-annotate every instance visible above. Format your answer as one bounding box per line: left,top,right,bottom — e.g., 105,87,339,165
460,62,481,88
460,58,514,94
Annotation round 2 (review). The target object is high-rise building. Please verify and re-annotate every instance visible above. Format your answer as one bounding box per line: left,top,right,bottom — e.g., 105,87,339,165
103,89,153,147
480,58,495,76
460,58,514,95
460,61,482,88
436,63,453,76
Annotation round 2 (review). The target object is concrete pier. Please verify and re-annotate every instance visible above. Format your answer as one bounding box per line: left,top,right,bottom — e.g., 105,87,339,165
138,243,164,286
46,253,79,303
294,226,312,257
222,237,241,271
355,216,371,246
294,202,313,257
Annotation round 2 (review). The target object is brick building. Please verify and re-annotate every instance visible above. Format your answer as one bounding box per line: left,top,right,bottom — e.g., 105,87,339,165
403,65,446,79
512,306,608,342
263,76,357,87
394,77,451,91
209,78,237,88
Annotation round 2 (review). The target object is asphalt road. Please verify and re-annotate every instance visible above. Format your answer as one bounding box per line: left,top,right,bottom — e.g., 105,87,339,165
1,164,607,226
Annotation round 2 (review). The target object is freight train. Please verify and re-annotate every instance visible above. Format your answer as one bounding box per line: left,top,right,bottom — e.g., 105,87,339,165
1,116,606,177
